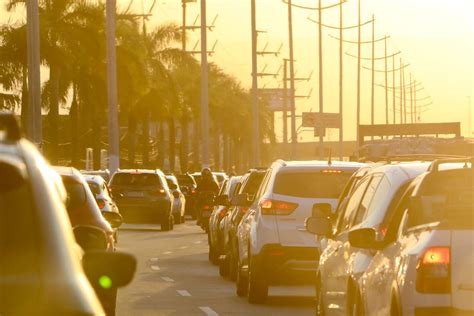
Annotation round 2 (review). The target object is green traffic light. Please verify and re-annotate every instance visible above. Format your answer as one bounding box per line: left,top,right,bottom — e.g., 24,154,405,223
99,275,113,289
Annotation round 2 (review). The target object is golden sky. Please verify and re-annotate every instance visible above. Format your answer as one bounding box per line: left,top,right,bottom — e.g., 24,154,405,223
2,0,473,141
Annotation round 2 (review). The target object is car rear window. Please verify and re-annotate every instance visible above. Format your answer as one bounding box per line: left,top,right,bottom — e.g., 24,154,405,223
177,175,196,186
411,170,473,227
87,182,101,195
274,171,352,199
111,173,162,187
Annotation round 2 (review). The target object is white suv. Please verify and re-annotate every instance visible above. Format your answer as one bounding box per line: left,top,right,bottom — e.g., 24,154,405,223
356,158,473,316
235,160,363,303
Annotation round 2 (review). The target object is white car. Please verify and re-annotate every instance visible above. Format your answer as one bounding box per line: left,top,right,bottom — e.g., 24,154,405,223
356,158,473,316
235,160,364,303
165,175,186,224
307,162,432,315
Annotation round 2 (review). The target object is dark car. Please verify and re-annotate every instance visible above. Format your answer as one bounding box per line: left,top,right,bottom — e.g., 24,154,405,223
219,169,266,279
176,173,198,218
109,169,174,230
0,113,135,315
208,176,242,265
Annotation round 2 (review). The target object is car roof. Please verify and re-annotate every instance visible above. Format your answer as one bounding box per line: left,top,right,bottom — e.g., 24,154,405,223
53,166,82,178
274,160,365,171
365,162,431,180
116,169,164,176
82,174,105,184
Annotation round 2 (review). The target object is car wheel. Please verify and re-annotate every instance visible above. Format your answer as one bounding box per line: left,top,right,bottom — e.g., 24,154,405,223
390,296,401,316
351,288,364,316
219,254,230,277
161,214,171,231
236,262,248,297
315,276,325,316
209,244,219,265
229,250,237,281
169,215,174,230
247,255,268,304
181,215,185,223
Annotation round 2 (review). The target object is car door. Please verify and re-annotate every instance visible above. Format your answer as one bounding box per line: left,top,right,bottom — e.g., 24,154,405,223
321,176,372,313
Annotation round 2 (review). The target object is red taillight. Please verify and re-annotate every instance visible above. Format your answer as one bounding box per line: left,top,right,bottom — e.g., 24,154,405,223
240,207,249,214
96,199,106,209
203,204,212,210
191,188,197,194
416,247,451,293
153,189,166,196
218,208,228,219
259,199,298,215
321,169,343,174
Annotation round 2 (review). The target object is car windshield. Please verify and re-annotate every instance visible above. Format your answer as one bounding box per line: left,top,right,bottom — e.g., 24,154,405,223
111,173,162,187
176,175,195,186
274,171,352,199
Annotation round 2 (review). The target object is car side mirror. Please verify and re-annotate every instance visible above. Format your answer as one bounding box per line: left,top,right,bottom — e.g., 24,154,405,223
231,194,250,207
348,228,378,249
101,211,123,229
74,225,108,251
305,216,332,237
312,203,333,218
215,194,230,206
82,251,137,289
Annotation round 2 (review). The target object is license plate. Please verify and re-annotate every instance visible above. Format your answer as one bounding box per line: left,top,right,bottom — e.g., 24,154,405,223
127,191,144,197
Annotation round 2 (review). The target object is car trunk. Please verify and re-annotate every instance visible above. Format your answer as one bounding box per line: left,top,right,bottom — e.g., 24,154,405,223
450,230,474,311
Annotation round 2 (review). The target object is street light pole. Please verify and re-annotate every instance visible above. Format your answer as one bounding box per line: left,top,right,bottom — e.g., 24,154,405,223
251,0,260,166
201,0,210,168
26,0,42,146
287,0,297,160
106,0,120,174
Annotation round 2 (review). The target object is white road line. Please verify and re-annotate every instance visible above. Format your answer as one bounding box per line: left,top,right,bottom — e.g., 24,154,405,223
179,246,188,249
161,277,174,282
199,306,219,316
150,265,160,271
177,290,191,297
163,251,172,255
149,257,159,262
193,240,202,244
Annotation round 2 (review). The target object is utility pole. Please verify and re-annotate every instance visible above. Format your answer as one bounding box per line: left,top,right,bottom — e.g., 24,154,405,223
392,55,396,124
26,0,42,146
317,0,324,159
283,59,288,148
384,37,388,124
182,1,187,51
106,0,120,173
399,58,403,124
287,0,297,160
357,0,361,145
370,14,375,126
338,2,343,160
402,62,407,124
409,73,413,123
201,0,210,168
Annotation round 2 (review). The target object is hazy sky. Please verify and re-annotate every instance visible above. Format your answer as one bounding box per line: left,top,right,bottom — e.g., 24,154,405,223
2,0,473,141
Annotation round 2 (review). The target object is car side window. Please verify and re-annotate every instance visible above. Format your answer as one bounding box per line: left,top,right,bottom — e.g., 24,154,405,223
352,175,384,227
336,176,371,234
254,170,271,202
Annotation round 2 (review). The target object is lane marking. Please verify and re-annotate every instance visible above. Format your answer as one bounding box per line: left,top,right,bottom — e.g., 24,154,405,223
193,240,202,244
177,290,191,297
161,277,175,282
149,257,159,262
163,251,172,255
179,246,188,249
150,265,160,271
199,306,219,316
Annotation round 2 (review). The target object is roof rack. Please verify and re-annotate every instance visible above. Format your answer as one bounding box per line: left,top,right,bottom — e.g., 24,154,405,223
428,157,473,172
0,113,21,142
361,154,468,163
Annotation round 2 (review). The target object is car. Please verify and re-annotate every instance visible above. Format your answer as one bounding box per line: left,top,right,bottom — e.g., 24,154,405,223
54,167,125,315
213,172,229,187
356,158,473,316
0,113,135,315
81,169,111,182
208,176,242,265
219,169,267,280
306,161,432,315
109,169,174,230
235,160,364,303
165,175,186,224
83,174,121,242
176,173,198,217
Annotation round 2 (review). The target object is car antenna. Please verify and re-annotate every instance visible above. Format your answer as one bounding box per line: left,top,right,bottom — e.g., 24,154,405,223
328,148,332,166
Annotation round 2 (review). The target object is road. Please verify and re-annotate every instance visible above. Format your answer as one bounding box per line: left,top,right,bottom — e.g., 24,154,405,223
116,220,315,316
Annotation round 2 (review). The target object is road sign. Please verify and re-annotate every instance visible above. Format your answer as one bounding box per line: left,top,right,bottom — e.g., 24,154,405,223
314,127,326,137
257,88,293,112
302,112,341,129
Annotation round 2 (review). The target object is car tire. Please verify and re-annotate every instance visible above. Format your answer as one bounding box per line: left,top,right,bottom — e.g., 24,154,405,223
247,255,268,304
208,244,219,265
219,254,230,277
170,215,174,230
236,262,248,297
350,288,364,316
161,214,171,231
228,250,237,281
181,215,185,223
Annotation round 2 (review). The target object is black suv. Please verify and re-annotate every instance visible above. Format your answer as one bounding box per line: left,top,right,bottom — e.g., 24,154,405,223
0,114,136,315
109,169,174,230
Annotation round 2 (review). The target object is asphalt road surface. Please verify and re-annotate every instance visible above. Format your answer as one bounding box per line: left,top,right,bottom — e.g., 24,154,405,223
116,220,315,316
